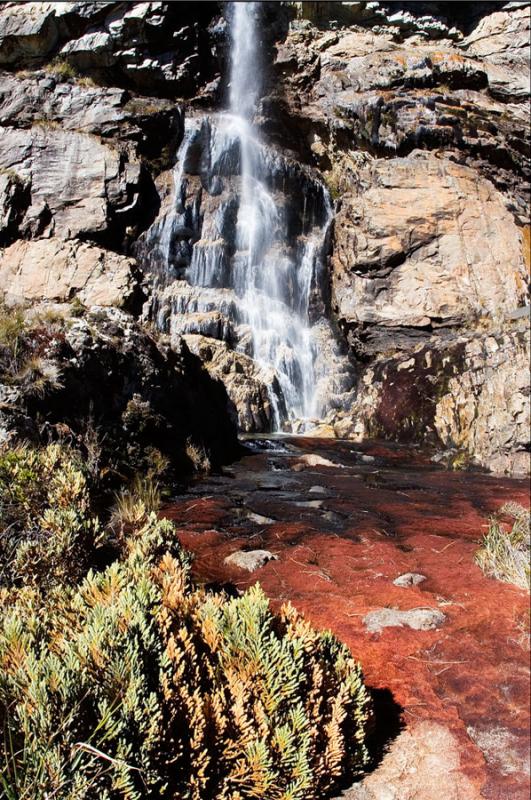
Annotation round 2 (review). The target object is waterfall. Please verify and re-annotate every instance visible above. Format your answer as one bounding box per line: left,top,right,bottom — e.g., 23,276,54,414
145,1,354,432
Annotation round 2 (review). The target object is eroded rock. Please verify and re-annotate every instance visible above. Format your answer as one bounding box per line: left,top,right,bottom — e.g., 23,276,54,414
224,549,278,572
363,607,446,633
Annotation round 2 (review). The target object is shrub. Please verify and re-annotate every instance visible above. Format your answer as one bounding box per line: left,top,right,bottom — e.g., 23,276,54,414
0,443,101,589
476,502,530,591
0,516,372,800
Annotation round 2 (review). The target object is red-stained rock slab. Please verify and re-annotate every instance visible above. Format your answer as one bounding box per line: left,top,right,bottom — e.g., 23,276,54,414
163,437,530,800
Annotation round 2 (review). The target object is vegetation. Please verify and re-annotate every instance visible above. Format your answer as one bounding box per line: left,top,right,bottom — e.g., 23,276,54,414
0,303,65,398
0,442,372,799
46,57,78,81
476,502,530,591
0,443,101,589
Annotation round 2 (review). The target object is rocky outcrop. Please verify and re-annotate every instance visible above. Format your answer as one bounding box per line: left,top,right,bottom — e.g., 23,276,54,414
0,238,142,309
330,152,528,352
339,321,530,475
271,4,530,218
0,306,239,474
0,2,220,97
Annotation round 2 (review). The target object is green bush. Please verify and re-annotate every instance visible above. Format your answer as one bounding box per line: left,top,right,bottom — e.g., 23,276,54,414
476,502,530,591
0,443,101,589
0,515,372,800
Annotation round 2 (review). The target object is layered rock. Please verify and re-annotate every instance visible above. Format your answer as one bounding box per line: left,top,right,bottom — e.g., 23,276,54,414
0,2,220,97
330,152,528,351
0,238,142,309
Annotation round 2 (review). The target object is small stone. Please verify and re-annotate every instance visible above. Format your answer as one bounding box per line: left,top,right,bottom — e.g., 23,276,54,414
309,485,328,494
363,607,446,633
393,572,427,587
224,549,278,572
246,512,275,525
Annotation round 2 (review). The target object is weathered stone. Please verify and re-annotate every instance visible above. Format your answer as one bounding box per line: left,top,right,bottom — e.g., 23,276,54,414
331,153,528,334
434,327,531,475
224,549,278,572
0,126,141,239
292,453,344,471
363,607,446,633
0,2,220,97
0,238,140,308
393,572,427,587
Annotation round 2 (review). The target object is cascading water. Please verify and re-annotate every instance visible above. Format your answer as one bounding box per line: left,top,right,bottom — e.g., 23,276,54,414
145,2,354,432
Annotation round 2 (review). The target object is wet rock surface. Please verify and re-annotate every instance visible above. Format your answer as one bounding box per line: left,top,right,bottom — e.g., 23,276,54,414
163,436,530,799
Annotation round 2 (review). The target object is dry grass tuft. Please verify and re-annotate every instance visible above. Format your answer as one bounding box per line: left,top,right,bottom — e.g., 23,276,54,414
185,437,211,473
476,502,530,591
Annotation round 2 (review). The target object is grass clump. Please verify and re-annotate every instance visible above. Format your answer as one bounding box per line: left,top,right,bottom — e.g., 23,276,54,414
110,475,161,532
185,436,211,473
476,502,530,591
46,57,78,81
0,514,372,799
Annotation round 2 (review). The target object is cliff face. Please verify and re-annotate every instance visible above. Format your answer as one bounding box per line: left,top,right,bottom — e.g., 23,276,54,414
268,1,530,474
0,1,528,474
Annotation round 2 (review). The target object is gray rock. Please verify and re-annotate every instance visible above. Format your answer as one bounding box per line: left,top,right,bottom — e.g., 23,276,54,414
224,550,278,572
363,607,446,633
393,573,427,588
246,512,275,525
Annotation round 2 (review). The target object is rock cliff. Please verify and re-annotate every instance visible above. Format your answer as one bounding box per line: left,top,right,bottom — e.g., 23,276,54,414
0,1,528,474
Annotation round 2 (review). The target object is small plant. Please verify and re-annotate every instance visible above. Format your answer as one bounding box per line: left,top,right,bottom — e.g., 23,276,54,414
46,57,78,80
70,296,87,318
185,436,211,473
476,502,530,591
110,475,161,532
12,356,63,398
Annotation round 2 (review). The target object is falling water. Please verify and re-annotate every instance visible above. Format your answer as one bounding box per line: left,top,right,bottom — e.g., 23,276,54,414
146,1,354,431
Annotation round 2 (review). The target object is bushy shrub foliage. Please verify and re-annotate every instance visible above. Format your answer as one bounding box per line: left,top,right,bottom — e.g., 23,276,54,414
0,443,101,588
0,517,371,799
0,442,372,798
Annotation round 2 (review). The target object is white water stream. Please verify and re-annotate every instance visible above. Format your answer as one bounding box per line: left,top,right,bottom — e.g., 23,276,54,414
149,2,352,431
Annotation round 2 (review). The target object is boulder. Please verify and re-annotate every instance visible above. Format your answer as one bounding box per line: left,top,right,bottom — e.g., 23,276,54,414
183,334,282,433
224,549,278,572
